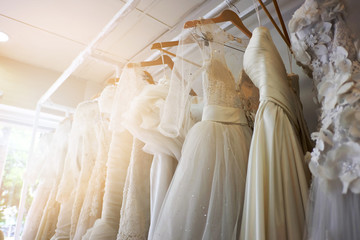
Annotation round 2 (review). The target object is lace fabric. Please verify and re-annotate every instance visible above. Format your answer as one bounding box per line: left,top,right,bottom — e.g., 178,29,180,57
72,119,112,239
237,70,260,128
22,118,72,240
159,21,249,138
117,138,153,240
52,101,101,240
110,66,149,132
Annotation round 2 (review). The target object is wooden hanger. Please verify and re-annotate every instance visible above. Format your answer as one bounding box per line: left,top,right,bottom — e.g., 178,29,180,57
151,41,180,50
183,9,252,38
130,49,197,96
128,55,174,71
142,71,154,84
91,77,120,100
151,42,202,68
256,0,291,48
106,77,120,85
271,0,290,45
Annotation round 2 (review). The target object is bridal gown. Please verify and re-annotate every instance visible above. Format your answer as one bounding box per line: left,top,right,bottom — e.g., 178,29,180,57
240,27,313,240
289,0,360,239
84,67,148,240
34,118,72,240
51,100,101,240
72,86,114,239
119,79,200,239
151,23,252,240
84,130,133,240
116,138,153,240
22,132,54,240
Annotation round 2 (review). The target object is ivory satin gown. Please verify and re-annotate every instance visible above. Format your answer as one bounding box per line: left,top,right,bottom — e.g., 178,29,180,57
240,27,312,240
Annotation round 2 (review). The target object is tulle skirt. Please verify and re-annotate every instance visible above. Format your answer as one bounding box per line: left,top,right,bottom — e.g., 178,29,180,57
306,178,360,240
151,120,252,240
22,182,52,240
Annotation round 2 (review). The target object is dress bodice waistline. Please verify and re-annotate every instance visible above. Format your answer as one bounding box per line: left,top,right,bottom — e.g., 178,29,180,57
202,105,248,124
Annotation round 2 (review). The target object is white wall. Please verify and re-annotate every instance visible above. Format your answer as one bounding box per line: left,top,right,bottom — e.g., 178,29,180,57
0,56,103,113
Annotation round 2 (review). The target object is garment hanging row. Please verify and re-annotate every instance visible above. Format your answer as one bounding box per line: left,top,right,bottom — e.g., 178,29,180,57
22,2,298,240
124,0,290,83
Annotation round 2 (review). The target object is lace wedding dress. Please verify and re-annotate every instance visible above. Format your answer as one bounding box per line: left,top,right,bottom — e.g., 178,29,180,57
51,100,101,240
84,67,149,240
116,138,153,240
34,118,72,240
72,86,114,239
151,22,252,240
22,132,54,240
240,26,312,240
289,0,360,239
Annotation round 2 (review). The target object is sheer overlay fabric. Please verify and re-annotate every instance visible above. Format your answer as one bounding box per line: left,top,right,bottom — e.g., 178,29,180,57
152,21,252,240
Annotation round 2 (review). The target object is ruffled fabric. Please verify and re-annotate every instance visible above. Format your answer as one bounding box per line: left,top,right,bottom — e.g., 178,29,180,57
289,0,360,239
290,0,360,194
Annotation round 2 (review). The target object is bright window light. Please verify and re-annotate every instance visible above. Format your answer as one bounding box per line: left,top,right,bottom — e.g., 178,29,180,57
0,32,9,42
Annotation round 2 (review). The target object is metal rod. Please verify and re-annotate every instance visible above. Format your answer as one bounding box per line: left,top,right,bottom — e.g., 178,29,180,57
41,101,76,114
14,105,41,240
149,0,271,78
37,0,140,105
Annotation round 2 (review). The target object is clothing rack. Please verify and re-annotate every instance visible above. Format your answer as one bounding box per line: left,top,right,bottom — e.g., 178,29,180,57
14,1,142,238
148,0,272,79
15,0,274,238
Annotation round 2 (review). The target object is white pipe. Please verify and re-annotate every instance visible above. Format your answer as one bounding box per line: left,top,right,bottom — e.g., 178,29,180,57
41,100,76,114
38,0,140,105
14,105,41,240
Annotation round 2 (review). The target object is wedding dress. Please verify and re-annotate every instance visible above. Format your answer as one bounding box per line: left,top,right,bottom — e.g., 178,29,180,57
118,77,200,239
34,118,72,240
72,86,114,239
22,132,54,240
84,67,149,240
289,0,360,239
151,22,252,240
51,100,100,240
84,130,133,240
116,138,153,240
240,26,313,240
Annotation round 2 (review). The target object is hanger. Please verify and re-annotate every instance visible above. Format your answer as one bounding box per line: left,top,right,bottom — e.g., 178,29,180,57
143,71,154,84
127,55,176,84
183,9,252,38
271,0,290,45
151,42,202,68
91,77,120,100
256,0,291,48
128,55,174,71
131,47,197,96
105,77,120,85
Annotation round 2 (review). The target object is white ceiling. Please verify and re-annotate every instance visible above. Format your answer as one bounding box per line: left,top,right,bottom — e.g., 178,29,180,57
0,0,307,106
0,0,231,83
